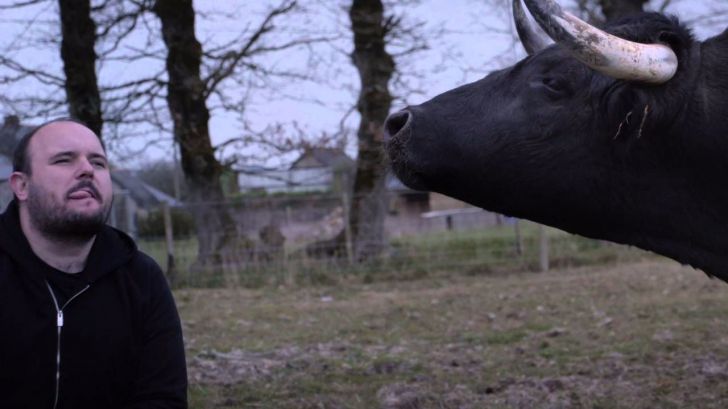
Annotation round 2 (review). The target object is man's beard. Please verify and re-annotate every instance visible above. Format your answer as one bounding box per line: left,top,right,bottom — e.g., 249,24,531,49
27,181,111,242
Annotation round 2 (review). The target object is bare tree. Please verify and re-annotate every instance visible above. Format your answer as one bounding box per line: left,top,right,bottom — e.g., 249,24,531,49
59,0,102,136
152,0,244,273
0,0,103,135
0,0,157,138
346,0,395,261
151,0,336,271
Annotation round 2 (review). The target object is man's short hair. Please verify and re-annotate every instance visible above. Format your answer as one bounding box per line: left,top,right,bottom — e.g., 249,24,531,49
12,117,101,175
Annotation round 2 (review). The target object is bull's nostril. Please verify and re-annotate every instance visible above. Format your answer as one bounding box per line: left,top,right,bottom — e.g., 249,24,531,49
384,110,411,141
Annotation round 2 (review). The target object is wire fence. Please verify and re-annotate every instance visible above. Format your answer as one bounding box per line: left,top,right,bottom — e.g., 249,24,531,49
127,192,652,288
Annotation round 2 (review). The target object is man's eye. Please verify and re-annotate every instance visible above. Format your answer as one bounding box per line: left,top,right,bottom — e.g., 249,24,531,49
53,158,70,164
92,161,107,169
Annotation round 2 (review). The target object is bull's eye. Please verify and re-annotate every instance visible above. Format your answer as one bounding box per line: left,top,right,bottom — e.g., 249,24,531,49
542,77,560,89
533,76,571,99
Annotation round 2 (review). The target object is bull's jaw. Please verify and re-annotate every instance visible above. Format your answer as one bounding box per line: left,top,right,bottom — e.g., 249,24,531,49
395,151,728,283
494,188,728,283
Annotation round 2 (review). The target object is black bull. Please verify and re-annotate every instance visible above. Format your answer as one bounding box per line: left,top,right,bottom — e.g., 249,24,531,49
386,11,728,281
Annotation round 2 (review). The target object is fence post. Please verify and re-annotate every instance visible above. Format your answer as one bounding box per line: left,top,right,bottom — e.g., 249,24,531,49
124,192,136,239
513,219,523,256
445,215,453,231
162,202,177,286
341,188,354,264
539,224,549,272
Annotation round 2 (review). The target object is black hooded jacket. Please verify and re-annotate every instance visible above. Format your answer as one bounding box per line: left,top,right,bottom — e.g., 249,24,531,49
0,201,187,408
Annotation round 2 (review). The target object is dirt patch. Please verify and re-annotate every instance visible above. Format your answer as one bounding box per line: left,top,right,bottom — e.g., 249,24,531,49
181,261,728,408
189,341,417,385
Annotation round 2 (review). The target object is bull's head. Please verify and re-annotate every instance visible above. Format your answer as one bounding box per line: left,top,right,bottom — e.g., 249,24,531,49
386,0,728,279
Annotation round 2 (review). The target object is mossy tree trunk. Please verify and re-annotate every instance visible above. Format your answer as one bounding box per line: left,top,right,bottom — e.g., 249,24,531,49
58,0,103,137
153,0,238,273
348,0,395,261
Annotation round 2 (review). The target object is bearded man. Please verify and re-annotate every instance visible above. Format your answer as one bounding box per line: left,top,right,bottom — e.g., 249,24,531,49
0,119,187,408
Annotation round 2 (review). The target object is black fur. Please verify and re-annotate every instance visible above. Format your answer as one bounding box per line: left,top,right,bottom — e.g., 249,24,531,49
386,12,728,280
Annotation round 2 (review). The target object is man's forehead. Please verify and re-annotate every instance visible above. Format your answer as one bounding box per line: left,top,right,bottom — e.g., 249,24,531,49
31,121,105,155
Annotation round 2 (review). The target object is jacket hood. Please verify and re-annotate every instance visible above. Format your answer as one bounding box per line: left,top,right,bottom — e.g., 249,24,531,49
0,200,137,283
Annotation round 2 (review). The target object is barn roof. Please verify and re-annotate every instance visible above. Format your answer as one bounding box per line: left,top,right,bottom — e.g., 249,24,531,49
111,169,180,208
0,116,36,181
0,115,34,159
290,147,354,170
0,155,11,182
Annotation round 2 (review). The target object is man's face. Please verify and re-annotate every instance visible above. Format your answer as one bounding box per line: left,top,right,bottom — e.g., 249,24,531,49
15,121,113,239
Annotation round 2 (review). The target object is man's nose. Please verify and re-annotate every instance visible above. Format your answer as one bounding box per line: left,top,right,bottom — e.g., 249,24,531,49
76,157,95,177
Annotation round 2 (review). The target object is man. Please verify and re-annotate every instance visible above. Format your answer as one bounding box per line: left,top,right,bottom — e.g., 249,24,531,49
0,119,187,408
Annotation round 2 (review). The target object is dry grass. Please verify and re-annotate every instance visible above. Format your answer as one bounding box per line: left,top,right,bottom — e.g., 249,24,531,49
177,260,728,408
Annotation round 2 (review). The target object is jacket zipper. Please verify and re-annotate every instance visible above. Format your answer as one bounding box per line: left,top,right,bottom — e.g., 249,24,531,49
45,281,90,409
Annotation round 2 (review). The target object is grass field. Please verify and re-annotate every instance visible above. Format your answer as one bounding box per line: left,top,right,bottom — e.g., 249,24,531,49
177,260,728,408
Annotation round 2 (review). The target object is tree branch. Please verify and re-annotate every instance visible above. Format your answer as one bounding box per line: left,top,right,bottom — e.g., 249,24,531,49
202,0,298,97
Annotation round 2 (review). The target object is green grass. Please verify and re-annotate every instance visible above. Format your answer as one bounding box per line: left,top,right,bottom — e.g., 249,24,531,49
139,221,651,289
137,237,197,273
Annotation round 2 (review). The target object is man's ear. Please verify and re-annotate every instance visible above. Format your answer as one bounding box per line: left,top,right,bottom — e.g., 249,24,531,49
9,172,29,201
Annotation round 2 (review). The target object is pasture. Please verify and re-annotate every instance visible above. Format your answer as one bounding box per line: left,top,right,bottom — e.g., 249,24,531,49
178,260,728,408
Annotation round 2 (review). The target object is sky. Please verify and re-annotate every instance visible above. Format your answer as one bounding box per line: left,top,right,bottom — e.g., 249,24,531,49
0,0,726,169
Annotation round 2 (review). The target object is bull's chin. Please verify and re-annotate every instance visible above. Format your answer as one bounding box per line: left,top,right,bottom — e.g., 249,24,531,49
389,162,431,192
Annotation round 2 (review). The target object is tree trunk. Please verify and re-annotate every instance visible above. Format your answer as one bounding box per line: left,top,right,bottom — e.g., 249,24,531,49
153,0,239,274
348,0,395,261
598,0,647,21
58,0,103,137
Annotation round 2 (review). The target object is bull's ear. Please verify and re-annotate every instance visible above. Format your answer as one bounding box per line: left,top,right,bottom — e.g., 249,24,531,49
611,14,694,68
650,17,694,63
658,31,681,47
657,30,687,55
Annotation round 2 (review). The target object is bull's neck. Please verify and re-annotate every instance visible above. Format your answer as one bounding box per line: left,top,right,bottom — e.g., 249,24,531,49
624,173,728,282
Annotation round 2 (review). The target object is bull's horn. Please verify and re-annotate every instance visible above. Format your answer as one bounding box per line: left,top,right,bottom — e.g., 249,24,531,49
513,0,552,55
522,0,678,83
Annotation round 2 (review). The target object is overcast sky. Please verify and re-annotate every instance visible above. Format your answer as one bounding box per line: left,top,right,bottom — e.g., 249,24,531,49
0,0,725,169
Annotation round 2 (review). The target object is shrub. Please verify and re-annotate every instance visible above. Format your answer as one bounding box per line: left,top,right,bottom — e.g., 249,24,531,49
138,207,196,239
